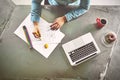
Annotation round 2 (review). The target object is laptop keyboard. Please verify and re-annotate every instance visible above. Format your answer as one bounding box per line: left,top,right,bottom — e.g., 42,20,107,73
68,42,97,62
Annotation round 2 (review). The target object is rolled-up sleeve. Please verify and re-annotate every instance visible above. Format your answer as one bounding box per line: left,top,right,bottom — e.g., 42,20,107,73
31,0,42,22
65,0,90,22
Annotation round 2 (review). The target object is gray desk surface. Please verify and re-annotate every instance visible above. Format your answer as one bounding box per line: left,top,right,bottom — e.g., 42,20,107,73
0,6,120,80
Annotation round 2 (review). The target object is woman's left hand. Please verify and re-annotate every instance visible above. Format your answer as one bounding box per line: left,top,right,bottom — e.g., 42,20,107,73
50,16,67,30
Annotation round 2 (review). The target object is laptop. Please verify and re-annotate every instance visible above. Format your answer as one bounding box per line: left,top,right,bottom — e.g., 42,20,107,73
62,32,100,66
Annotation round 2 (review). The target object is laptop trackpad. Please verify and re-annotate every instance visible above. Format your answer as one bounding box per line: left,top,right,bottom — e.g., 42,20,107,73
71,38,85,51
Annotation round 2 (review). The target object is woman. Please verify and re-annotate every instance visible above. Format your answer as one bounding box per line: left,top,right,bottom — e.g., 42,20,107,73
31,0,90,38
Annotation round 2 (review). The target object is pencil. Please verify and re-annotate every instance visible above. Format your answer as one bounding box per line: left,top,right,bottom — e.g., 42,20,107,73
23,25,33,49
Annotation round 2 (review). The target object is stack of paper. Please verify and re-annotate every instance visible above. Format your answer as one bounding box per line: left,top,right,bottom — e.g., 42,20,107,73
14,14,65,58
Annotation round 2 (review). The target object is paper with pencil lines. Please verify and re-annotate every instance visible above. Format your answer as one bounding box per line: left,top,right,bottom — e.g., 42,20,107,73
14,13,65,58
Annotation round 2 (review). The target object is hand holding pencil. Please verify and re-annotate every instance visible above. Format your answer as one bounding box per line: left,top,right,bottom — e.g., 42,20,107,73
32,22,41,39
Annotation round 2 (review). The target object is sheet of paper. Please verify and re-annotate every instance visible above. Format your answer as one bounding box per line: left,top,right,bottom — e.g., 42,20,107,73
14,14,65,58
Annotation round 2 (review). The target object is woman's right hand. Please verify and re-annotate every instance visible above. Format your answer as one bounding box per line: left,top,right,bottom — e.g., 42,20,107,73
32,22,41,38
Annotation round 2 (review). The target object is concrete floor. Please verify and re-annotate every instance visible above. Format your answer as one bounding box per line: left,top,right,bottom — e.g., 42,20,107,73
0,0,120,80
0,0,15,35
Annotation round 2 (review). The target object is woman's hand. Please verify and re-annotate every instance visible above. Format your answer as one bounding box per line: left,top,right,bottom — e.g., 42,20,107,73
32,22,41,38
50,16,67,30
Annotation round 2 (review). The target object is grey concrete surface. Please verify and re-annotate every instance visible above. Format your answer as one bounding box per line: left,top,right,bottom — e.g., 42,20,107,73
0,0,15,35
0,0,120,80
105,26,120,80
